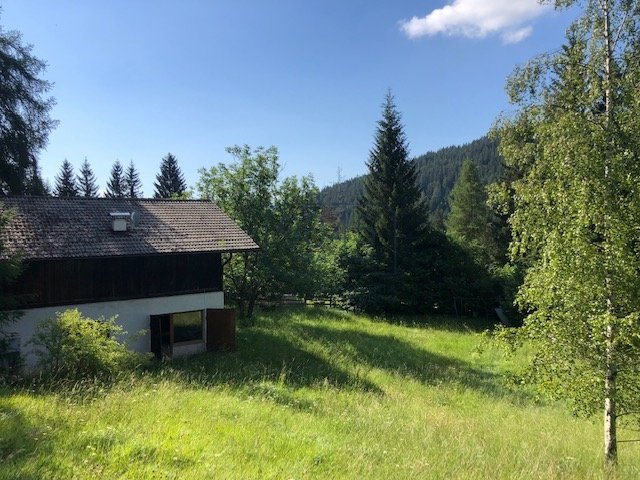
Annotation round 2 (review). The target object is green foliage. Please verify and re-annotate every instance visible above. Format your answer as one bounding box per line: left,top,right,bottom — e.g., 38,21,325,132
0,203,22,379
105,160,125,198
446,159,498,267
494,0,640,462
54,159,78,197
76,157,98,197
319,136,503,231
312,232,353,302
347,93,440,314
197,145,328,317
3,309,639,478
124,160,142,198
154,152,187,198
0,16,57,196
28,309,151,381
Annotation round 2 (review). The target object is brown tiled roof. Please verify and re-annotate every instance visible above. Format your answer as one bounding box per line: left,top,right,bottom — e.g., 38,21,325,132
0,197,259,260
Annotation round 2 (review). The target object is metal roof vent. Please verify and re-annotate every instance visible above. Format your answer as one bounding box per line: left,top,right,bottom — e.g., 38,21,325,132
110,211,132,232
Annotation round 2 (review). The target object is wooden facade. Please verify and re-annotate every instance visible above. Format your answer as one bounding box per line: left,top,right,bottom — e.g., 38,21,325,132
6,252,223,309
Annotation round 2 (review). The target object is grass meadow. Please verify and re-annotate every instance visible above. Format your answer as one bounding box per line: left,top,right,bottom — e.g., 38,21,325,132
2,307,640,479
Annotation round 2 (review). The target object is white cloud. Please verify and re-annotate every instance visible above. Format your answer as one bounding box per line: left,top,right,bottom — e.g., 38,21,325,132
501,26,533,44
400,0,550,44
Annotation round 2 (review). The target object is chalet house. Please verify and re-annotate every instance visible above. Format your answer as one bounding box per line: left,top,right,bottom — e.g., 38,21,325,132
0,196,258,363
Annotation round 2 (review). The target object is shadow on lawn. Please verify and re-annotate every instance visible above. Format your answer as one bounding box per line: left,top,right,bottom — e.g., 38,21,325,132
167,327,384,395
0,395,195,479
0,403,47,480
165,308,529,405
262,304,497,333
293,323,516,400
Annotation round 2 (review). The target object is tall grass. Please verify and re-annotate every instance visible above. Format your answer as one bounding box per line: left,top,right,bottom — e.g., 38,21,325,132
1,307,639,479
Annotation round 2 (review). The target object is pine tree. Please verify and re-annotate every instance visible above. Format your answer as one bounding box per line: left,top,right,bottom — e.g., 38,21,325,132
54,159,78,197
77,158,98,197
154,153,187,198
105,160,125,198
124,160,142,198
446,159,496,266
350,92,431,313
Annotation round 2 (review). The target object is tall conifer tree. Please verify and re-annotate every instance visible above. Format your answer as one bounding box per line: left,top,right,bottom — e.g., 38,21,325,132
446,159,496,266
0,19,56,196
350,92,431,313
54,159,78,197
154,153,186,198
105,160,125,198
124,160,142,198
77,157,98,197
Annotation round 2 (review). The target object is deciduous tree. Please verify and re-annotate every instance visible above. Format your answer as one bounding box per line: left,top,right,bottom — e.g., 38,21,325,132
495,0,640,464
197,145,326,318
0,203,22,376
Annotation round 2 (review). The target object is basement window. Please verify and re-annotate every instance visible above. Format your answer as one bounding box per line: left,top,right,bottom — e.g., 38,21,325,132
173,311,204,344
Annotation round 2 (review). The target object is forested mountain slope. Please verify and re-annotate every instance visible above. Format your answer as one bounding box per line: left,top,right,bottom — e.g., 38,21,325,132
319,136,503,229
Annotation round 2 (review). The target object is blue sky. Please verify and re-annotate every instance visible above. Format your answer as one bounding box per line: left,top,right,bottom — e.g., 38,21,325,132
1,1,578,196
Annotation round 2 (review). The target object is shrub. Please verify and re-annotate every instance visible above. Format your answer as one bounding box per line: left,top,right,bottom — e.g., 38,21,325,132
29,309,151,381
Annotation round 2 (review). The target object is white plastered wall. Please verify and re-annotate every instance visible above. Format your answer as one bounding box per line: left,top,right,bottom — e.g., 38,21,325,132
10,291,223,365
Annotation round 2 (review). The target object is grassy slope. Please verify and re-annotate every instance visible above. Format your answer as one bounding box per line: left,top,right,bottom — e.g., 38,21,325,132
2,308,639,479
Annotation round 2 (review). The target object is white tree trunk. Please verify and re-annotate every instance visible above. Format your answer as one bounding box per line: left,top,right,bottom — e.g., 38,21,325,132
601,0,618,464
604,324,617,463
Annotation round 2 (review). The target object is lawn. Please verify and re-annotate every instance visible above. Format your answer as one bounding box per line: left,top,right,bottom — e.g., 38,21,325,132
1,307,639,479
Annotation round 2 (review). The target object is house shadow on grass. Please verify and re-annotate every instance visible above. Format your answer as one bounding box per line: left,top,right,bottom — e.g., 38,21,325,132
166,327,384,395
0,403,48,480
0,394,195,479
165,309,532,406
260,304,497,333
291,323,522,401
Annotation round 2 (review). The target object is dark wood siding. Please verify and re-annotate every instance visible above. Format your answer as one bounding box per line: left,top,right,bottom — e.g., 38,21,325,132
6,252,223,309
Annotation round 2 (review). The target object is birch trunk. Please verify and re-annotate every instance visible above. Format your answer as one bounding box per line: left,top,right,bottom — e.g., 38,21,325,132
604,328,617,462
601,0,617,464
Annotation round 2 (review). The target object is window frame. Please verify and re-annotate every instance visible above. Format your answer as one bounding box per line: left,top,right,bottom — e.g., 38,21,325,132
171,310,205,345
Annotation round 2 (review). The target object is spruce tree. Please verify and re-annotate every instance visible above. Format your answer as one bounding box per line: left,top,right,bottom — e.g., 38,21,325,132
350,92,431,313
105,160,125,198
446,159,496,266
54,159,78,197
124,160,142,198
77,157,98,197
0,20,56,196
154,153,187,198
25,159,49,196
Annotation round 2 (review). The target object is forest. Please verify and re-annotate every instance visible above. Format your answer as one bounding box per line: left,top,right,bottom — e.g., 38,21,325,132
2,0,640,471
319,136,503,230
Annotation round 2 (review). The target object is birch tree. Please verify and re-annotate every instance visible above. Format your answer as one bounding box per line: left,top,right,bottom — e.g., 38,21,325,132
495,0,640,464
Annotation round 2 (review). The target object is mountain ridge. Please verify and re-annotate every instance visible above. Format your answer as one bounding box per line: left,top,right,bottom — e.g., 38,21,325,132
318,136,503,229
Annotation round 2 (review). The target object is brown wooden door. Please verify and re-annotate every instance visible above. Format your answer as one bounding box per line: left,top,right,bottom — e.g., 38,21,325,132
206,309,236,351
